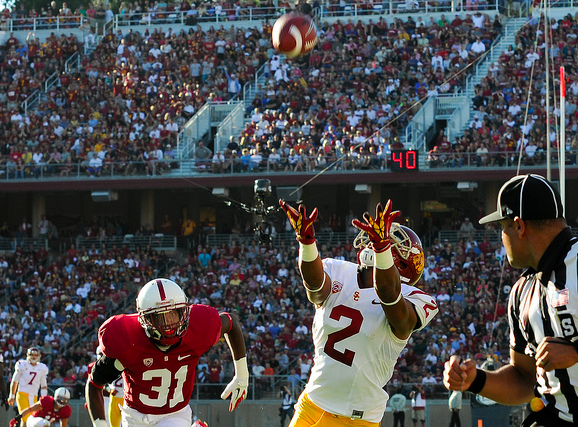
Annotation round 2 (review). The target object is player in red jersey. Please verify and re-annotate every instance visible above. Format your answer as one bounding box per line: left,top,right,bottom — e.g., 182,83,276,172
11,387,71,427
86,278,249,427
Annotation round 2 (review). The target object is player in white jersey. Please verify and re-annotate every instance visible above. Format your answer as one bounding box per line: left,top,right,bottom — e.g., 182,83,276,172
107,375,124,427
280,199,439,426
8,347,49,424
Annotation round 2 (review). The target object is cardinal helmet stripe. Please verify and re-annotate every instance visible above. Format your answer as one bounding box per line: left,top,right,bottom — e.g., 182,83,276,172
156,279,167,301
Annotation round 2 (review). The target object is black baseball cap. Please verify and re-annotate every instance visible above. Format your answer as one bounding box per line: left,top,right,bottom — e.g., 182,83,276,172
479,174,564,224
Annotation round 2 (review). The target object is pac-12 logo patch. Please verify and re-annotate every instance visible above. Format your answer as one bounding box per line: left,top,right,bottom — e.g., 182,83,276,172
331,281,343,294
143,358,153,367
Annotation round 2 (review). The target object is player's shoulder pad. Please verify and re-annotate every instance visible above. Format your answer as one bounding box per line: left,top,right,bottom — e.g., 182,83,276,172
99,314,138,361
321,257,353,271
60,404,72,418
188,304,221,346
402,285,439,330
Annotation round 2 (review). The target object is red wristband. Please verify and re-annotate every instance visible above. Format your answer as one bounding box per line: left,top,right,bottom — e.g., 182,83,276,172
221,312,233,334
89,379,105,389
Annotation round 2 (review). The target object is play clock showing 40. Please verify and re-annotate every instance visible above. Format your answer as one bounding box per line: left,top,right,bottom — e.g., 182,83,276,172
390,150,419,172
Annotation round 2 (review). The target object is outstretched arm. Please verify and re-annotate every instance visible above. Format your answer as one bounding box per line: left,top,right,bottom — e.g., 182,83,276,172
279,199,331,305
352,200,417,339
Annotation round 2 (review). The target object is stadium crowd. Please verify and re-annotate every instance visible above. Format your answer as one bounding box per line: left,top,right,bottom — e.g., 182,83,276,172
429,14,578,168
9,9,577,178
213,11,503,172
0,8,506,178
0,210,513,401
1,0,576,405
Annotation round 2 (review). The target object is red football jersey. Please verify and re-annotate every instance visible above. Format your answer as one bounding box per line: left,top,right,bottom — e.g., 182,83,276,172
33,396,72,422
99,305,222,415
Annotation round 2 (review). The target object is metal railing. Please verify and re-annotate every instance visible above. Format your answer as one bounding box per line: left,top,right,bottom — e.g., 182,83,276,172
242,62,268,113
214,101,245,153
65,52,81,73
21,89,40,115
44,71,59,92
445,97,472,143
0,15,87,32
205,228,509,248
0,237,48,252
206,231,356,247
405,97,435,151
177,103,211,159
75,234,178,251
0,149,576,181
109,1,505,29
5,2,578,36
176,100,246,166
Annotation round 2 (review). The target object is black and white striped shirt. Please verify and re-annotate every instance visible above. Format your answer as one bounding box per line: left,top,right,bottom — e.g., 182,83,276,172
509,227,578,423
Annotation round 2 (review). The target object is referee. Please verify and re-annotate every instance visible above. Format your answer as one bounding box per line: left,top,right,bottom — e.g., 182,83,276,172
443,174,578,427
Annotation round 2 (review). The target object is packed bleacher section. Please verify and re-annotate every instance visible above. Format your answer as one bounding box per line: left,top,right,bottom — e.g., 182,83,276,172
0,6,507,178
0,211,514,399
428,14,578,169
221,12,504,172
1,14,270,178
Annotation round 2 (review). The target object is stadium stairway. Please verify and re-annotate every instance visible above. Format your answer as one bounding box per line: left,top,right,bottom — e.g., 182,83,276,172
242,63,270,114
403,16,528,149
463,17,528,100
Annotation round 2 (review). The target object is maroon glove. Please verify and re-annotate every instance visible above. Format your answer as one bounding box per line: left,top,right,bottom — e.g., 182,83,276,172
351,200,400,253
279,199,318,245
9,414,21,427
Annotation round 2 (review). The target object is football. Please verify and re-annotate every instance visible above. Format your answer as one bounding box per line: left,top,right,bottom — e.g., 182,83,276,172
272,13,318,59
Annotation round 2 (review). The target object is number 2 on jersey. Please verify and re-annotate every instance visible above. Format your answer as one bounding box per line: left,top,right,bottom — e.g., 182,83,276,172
324,305,363,366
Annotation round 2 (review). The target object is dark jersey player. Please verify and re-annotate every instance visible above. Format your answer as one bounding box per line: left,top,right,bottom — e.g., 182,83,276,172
86,278,249,427
11,387,72,427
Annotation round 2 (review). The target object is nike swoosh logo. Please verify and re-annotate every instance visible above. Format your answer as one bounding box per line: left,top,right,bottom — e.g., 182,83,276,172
178,354,191,361
372,300,382,305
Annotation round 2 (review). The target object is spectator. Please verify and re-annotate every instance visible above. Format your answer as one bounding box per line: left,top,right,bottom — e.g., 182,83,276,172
448,390,462,427
212,151,225,174
194,142,212,171
410,384,426,427
279,385,294,427
458,218,475,239
389,389,407,427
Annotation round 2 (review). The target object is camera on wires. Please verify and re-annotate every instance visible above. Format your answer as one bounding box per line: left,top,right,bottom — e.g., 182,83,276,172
224,179,280,243
254,179,273,243
254,179,272,205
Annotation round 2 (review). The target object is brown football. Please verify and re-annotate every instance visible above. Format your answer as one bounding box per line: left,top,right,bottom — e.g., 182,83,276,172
272,13,318,59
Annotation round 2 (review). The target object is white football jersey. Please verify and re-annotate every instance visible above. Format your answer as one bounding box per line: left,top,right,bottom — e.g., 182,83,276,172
109,375,125,398
305,258,438,423
12,359,49,396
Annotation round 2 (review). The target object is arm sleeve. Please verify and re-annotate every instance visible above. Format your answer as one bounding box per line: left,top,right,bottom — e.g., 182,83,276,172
403,285,439,331
11,362,22,383
40,366,48,390
508,278,528,354
90,355,123,387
